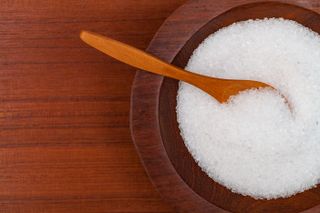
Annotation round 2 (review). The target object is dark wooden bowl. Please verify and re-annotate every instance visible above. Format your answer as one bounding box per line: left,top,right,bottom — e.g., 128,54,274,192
131,1,320,212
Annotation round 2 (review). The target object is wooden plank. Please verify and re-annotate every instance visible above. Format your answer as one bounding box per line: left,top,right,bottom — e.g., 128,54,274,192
0,0,186,212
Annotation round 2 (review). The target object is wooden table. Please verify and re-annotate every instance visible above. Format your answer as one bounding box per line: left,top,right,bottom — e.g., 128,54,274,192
0,1,186,212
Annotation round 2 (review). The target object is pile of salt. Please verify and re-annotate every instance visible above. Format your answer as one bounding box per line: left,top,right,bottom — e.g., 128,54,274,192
177,18,320,199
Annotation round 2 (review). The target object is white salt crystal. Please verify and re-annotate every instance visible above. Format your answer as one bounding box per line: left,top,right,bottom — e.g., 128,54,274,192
176,18,320,199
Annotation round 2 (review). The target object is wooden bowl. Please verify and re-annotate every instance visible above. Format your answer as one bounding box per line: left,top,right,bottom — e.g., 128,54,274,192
131,1,320,212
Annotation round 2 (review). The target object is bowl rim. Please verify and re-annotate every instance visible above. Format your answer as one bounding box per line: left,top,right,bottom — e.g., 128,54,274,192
130,0,320,212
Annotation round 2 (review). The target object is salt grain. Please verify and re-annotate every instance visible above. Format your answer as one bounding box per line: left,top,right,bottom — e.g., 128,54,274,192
176,18,320,199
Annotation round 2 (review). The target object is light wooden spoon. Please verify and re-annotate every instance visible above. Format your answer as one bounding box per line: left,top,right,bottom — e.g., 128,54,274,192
80,30,274,103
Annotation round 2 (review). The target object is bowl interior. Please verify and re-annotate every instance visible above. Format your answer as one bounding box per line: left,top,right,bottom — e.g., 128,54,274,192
159,2,320,212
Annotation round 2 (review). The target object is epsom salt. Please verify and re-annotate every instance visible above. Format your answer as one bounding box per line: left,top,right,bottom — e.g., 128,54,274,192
176,18,320,199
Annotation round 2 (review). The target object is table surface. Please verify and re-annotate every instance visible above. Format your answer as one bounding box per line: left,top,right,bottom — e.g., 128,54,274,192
0,0,186,212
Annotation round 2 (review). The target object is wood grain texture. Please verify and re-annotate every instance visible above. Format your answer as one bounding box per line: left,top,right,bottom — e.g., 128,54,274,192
0,0,187,212
131,0,320,213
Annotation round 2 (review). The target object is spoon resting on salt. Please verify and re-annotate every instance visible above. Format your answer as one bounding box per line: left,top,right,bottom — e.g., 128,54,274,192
80,30,278,103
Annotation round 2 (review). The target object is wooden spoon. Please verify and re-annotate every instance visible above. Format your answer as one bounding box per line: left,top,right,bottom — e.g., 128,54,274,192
80,31,273,103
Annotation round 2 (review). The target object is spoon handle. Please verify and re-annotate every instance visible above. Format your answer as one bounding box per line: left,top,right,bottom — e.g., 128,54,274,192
80,31,209,84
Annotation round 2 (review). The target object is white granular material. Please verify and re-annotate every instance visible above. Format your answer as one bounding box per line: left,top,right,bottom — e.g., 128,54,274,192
176,18,320,199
